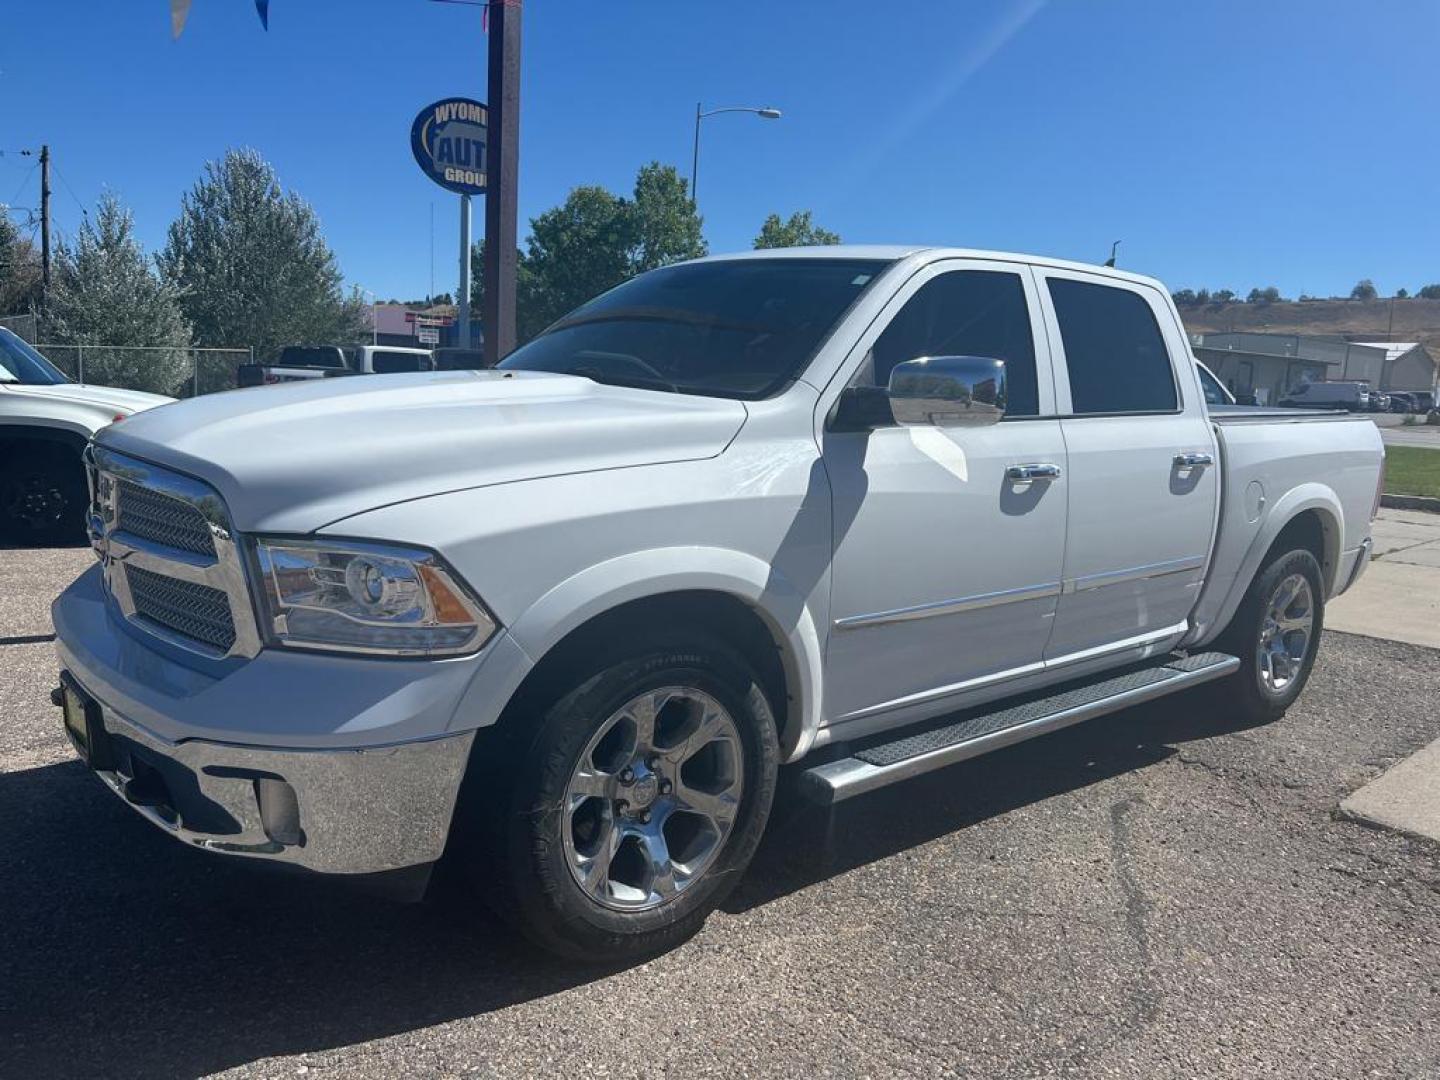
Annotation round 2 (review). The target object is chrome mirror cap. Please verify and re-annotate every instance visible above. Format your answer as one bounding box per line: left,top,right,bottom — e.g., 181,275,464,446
888,356,1007,428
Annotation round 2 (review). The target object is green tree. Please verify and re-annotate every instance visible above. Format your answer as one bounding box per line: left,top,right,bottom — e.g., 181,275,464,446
1171,288,1197,306
630,162,705,272
1247,286,1281,304
1419,284,1440,300
1212,289,1237,304
472,161,707,345
45,194,192,394
1395,287,1410,299
1350,278,1378,300
753,210,841,249
159,148,368,358
0,214,43,318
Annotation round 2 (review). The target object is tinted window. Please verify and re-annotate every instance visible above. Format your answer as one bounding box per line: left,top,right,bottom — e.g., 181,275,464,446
372,350,432,374
1196,364,1230,405
279,345,347,369
860,270,1039,417
1047,279,1176,414
500,258,889,399
0,329,68,385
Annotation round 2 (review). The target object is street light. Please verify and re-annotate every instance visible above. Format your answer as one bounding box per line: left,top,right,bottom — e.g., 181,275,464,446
691,103,782,209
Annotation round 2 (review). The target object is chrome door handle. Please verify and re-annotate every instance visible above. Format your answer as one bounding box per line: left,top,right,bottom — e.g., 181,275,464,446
1006,463,1062,483
1173,452,1214,469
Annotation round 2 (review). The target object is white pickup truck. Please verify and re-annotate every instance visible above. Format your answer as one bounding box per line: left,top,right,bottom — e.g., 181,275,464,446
0,327,171,544
52,247,1384,960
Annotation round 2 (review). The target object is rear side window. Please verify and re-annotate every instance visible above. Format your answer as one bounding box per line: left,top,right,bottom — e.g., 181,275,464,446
863,269,1039,417
1048,279,1177,415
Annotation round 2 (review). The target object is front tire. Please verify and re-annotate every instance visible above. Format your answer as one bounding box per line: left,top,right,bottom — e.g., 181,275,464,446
482,631,779,961
1214,548,1325,723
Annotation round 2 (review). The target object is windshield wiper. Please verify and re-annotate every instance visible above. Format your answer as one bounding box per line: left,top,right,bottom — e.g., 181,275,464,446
569,366,679,394
549,306,778,337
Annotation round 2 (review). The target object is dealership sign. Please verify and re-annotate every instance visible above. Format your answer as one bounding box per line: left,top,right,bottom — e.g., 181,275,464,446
410,98,489,195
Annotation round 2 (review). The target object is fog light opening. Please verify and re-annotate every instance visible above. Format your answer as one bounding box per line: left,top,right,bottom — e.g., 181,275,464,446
255,777,304,847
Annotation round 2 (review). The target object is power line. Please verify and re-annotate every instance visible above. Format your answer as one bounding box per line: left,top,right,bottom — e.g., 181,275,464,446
8,162,36,205
49,161,88,219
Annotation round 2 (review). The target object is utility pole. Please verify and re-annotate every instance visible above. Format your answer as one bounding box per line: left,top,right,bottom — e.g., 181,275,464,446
39,145,51,318
482,0,521,365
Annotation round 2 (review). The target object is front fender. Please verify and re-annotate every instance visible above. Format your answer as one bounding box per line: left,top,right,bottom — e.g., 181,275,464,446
507,546,826,762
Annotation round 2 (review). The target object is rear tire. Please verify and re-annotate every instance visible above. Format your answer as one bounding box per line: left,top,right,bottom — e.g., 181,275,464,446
1213,548,1325,724
0,444,88,546
467,630,779,961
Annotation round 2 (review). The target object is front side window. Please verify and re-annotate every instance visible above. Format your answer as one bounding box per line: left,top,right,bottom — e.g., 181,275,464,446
856,269,1040,417
1047,279,1177,415
499,258,890,399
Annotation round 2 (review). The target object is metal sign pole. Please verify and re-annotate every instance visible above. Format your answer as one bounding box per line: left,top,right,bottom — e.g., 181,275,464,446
458,194,472,349
483,0,521,365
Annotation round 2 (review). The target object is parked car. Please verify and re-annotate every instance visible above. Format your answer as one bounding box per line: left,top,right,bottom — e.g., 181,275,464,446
236,344,435,387
1367,391,1392,413
1412,391,1436,413
0,327,171,544
1277,380,1371,411
1386,391,1417,413
53,247,1384,960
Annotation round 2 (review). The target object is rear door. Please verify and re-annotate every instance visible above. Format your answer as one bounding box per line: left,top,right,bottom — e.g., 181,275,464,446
1036,269,1219,661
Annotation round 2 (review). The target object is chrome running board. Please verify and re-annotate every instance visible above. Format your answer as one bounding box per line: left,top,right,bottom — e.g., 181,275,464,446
799,652,1240,805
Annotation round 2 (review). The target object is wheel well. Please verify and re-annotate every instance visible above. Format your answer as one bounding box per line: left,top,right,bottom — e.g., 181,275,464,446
498,591,792,748
0,428,88,466
1266,509,1337,590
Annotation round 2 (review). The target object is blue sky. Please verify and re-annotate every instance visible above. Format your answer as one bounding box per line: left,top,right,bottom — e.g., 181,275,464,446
2,0,1436,303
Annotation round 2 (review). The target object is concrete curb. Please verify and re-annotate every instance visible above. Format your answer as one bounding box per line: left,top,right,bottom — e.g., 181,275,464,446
1380,494,1440,514
1338,735,1440,846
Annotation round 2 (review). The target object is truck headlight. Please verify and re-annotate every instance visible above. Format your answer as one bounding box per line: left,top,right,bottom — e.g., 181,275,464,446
253,538,496,656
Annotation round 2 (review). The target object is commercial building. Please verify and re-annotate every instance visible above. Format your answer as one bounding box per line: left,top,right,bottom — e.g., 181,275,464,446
1192,332,1436,405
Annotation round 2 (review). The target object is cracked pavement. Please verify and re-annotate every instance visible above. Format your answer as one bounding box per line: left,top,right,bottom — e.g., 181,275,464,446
1,546,1438,1078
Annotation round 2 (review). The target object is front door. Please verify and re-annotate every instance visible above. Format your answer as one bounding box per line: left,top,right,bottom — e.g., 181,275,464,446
822,261,1068,726
1036,269,1220,661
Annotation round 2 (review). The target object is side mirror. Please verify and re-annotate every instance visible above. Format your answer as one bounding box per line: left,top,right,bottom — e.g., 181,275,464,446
888,356,1007,428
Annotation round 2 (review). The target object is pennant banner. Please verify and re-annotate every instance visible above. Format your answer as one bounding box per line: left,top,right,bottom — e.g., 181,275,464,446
170,0,191,38
170,0,269,38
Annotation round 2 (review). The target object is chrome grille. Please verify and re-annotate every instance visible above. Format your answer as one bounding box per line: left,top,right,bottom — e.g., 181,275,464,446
116,479,216,557
126,564,237,653
89,445,260,661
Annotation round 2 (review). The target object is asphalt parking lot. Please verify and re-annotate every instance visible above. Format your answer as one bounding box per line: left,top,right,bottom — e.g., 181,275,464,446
2,547,1438,1079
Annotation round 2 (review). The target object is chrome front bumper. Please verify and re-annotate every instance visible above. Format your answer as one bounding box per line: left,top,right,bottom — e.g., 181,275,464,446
63,677,475,876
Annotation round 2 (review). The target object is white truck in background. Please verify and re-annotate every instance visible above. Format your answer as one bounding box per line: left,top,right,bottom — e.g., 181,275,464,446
52,247,1384,961
0,327,171,544
235,344,435,387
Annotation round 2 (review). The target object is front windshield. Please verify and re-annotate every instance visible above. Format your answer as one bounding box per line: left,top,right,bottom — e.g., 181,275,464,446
498,258,890,399
0,329,68,386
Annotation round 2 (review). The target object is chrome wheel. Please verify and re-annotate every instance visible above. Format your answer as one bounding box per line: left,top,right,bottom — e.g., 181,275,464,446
1257,572,1314,695
562,686,744,912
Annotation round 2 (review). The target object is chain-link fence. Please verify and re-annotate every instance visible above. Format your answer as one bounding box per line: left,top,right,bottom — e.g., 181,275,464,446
32,344,254,398
1,312,39,342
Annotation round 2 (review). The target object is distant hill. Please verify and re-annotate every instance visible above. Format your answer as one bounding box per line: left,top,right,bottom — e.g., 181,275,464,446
1178,297,1440,354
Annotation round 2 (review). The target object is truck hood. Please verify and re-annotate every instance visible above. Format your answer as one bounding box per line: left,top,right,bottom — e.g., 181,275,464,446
95,370,748,533
4,381,173,415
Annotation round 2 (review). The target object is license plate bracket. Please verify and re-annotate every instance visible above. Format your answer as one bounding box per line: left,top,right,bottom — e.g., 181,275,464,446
59,672,112,770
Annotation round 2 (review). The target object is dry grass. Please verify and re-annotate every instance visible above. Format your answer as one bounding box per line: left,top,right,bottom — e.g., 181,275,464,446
1179,297,1440,354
